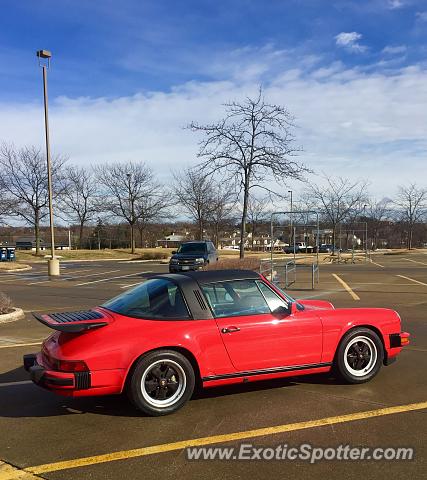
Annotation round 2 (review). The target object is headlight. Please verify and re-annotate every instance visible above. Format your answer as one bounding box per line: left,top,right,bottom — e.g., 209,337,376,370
195,258,205,263
170,258,179,264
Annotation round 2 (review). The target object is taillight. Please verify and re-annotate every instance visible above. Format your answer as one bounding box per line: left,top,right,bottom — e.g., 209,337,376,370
56,360,89,372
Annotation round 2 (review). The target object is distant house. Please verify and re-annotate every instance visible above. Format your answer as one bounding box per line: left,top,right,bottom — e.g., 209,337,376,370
156,234,188,248
15,236,70,251
15,237,44,250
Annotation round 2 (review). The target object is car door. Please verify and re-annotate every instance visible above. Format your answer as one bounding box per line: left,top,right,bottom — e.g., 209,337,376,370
200,279,322,372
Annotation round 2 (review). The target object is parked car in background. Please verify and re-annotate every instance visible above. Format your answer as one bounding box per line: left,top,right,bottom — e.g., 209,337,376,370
169,241,218,272
283,242,314,254
317,244,341,253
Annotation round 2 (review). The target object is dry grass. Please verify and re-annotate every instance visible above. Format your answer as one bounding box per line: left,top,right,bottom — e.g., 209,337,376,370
0,292,13,315
134,250,171,260
205,257,261,271
16,248,174,262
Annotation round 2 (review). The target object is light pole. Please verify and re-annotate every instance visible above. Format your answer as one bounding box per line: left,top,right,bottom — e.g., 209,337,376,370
37,49,59,276
363,203,368,260
288,190,293,247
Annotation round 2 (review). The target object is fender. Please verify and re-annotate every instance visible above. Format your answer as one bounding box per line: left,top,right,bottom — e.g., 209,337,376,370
319,308,402,363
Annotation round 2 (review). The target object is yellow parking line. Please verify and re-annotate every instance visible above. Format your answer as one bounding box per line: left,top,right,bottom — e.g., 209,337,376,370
332,274,360,300
397,274,427,287
1,401,419,476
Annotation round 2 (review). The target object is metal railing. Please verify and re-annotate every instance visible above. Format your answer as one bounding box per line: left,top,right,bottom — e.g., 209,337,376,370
259,257,319,290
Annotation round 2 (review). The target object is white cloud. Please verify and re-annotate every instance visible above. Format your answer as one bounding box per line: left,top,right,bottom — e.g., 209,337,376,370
0,60,426,198
416,11,427,21
335,32,368,53
382,45,407,55
387,0,405,9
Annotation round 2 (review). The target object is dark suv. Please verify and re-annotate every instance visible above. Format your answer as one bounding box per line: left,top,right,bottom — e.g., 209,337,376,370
169,241,218,273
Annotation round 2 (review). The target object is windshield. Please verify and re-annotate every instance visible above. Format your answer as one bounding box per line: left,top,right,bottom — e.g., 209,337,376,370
270,284,305,310
102,278,191,320
177,243,207,254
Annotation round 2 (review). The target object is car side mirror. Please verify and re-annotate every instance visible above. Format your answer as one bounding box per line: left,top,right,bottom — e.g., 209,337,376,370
272,305,289,319
290,302,301,314
172,251,176,254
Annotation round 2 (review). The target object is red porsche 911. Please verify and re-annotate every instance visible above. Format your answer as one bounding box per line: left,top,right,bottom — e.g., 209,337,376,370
24,270,409,416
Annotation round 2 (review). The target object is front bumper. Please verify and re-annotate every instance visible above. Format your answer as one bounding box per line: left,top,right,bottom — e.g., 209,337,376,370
384,332,410,366
389,332,410,348
23,353,90,390
169,263,204,272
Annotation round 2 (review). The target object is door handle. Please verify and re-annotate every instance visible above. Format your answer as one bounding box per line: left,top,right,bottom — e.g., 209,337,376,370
221,326,241,334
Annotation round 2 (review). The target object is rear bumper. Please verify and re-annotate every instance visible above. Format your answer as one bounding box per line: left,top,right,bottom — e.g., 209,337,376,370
23,353,87,390
23,353,124,396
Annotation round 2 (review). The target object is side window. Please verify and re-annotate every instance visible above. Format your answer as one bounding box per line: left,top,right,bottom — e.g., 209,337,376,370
102,278,190,320
256,281,289,313
201,280,270,318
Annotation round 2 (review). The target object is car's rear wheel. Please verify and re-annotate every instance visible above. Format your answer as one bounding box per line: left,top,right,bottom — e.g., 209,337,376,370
128,350,195,416
335,328,383,384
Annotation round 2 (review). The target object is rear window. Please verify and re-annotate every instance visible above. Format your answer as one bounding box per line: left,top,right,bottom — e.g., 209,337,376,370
102,279,190,320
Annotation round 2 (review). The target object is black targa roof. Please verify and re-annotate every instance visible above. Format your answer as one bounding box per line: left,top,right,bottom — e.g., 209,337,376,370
178,269,261,284
145,270,262,320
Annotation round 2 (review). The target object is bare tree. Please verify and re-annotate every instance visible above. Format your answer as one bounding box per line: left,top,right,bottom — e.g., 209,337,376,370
189,88,306,258
60,165,99,248
0,143,66,254
394,184,427,249
95,161,161,253
308,176,368,248
135,195,169,247
246,196,270,249
208,181,237,247
366,197,392,250
172,169,214,240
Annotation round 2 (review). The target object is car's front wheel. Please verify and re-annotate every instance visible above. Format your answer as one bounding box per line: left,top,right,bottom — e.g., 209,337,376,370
128,350,195,416
335,328,384,383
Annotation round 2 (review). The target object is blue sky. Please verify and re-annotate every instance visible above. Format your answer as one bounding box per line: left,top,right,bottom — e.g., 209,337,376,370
2,0,426,99
0,0,426,197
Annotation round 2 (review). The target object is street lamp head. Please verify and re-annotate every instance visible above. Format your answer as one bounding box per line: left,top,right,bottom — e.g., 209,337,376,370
37,50,52,59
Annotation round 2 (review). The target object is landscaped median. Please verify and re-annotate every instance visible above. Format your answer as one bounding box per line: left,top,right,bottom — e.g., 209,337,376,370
0,292,24,324
0,262,32,273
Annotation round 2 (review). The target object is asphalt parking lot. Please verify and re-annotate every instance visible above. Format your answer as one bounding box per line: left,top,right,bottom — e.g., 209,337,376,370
0,254,426,479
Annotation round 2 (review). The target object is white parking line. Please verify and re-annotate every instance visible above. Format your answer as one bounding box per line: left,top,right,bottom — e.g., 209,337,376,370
0,380,33,388
27,269,120,285
402,258,427,266
0,341,42,349
396,274,427,287
332,274,360,300
370,260,384,268
120,282,143,289
76,271,151,287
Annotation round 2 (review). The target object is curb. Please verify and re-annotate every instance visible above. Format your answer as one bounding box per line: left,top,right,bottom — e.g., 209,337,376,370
23,258,136,263
0,308,25,324
0,265,32,273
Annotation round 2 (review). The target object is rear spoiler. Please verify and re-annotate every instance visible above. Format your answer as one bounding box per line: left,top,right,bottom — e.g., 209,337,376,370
32,310,108,333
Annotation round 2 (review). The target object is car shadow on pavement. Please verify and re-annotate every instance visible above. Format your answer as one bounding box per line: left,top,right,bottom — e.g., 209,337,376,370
0,366,30,383
0,370,348,419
